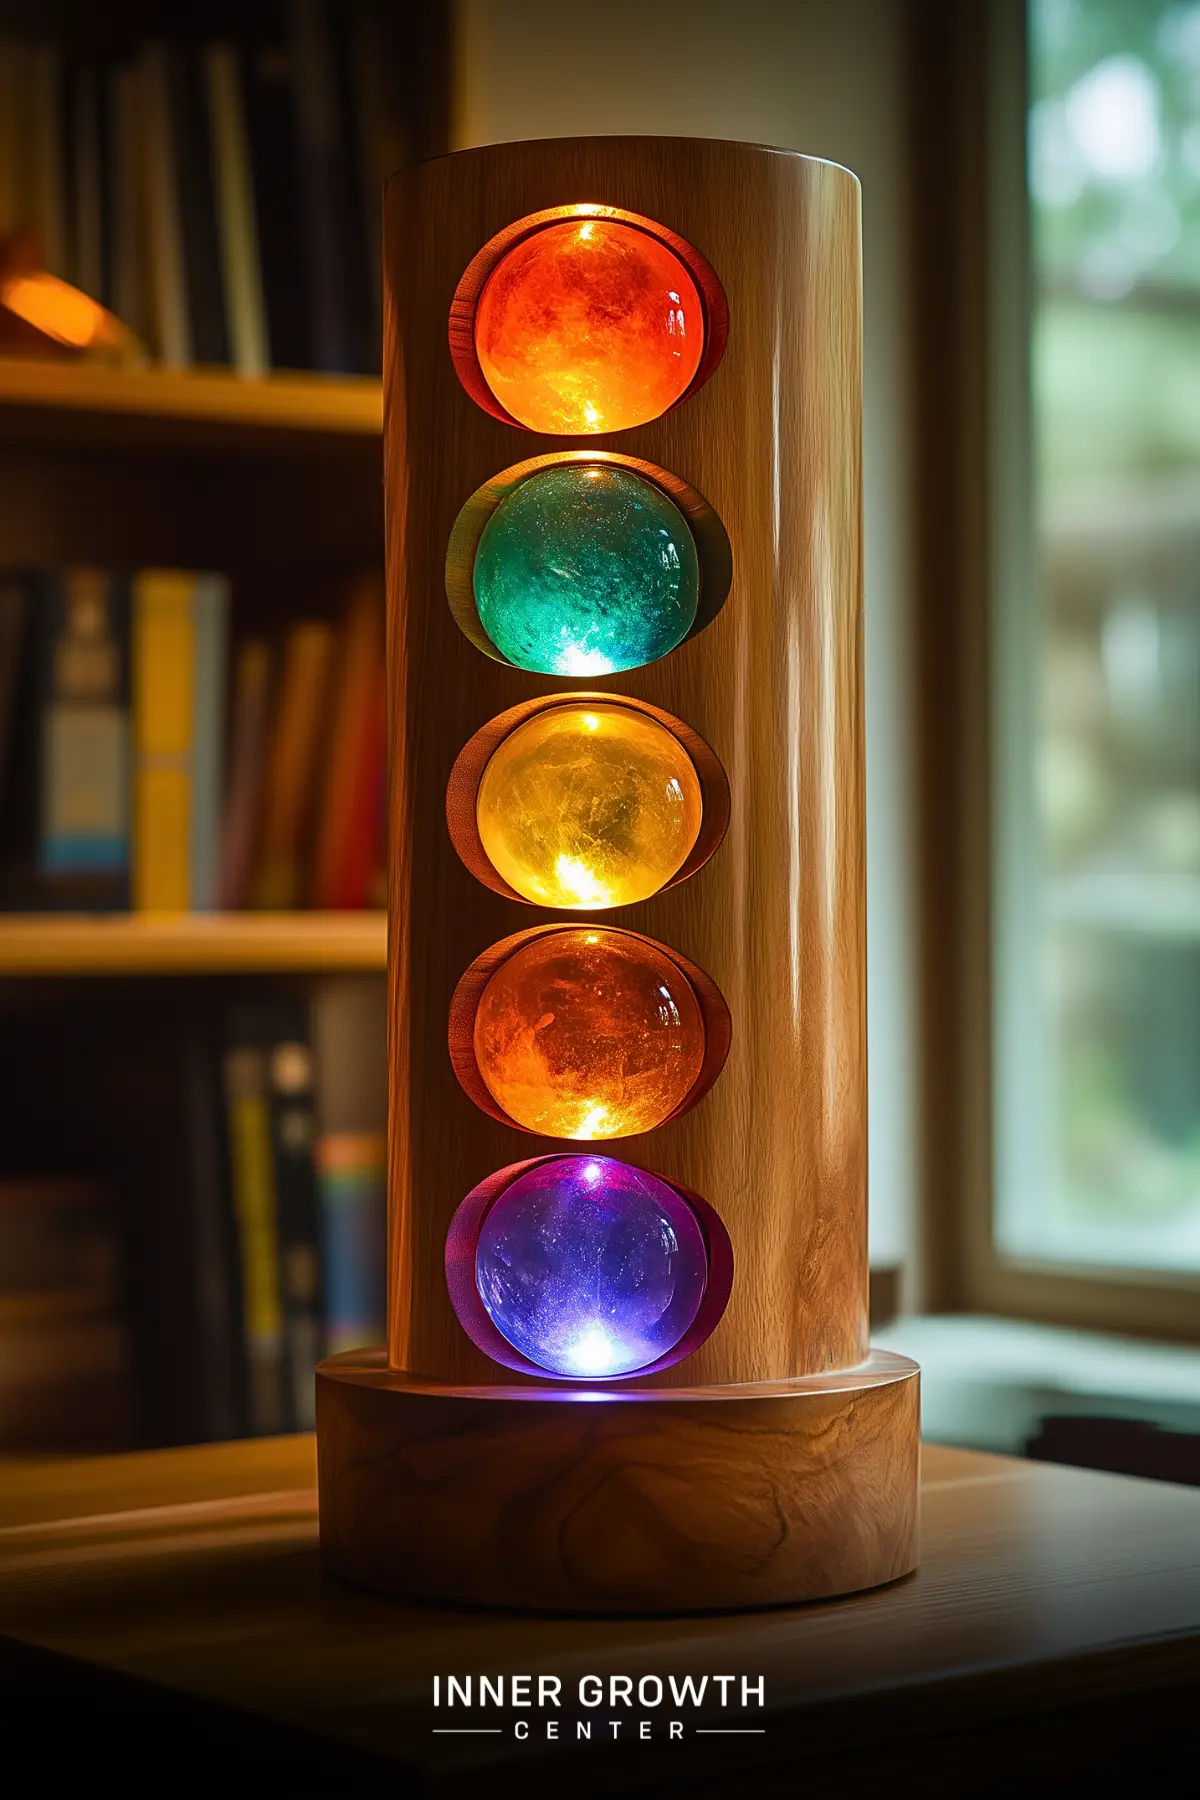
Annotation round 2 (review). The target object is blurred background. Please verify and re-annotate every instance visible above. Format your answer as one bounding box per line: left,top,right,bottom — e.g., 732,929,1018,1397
0,0,1195,1485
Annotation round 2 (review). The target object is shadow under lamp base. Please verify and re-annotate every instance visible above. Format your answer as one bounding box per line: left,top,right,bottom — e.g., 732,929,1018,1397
315,1348,920,1613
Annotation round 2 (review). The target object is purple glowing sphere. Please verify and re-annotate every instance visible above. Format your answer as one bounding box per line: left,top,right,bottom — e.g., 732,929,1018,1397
474,1156,708,1378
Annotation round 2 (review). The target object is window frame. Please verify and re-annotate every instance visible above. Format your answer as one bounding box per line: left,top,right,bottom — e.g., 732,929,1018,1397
910,0,1200,1340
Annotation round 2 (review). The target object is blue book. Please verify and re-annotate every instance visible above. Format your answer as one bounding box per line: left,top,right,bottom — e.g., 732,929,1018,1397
310,976,387,1351
315,1133,386,1353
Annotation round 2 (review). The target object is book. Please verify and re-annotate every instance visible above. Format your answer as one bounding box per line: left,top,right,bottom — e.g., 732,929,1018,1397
189,573,230,911
222,1029,285,1436
108,63,148,346
69,63,104,305
138,42,191,366
0,38,21,245
205,43,269,378
39,568,131,908
243,34,312,370
98,996,242,1445
168,45,231,367
313,1132,385,1354
217,637,274,911
1,14,426,374
27,43,67,279
132,569,195,912
180,1022,242,1441
287,0,371,374
310,575,386,909
0,571,42,908
132,569,228,913
311,977,387,1352
249,619,334,909
0,572,29,806
344,0,413,371
266,1016,323,1430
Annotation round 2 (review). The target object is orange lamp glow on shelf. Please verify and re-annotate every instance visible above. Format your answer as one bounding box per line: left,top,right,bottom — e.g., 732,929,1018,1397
0,234,130,359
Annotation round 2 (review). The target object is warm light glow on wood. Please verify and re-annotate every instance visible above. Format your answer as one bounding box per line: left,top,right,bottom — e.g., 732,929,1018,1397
0,272,116,349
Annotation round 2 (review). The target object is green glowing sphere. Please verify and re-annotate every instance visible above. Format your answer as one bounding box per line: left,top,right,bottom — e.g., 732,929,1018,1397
472,463,700,676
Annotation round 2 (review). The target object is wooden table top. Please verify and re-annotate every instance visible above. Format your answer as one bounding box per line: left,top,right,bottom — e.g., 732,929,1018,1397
1,1437,1198,1795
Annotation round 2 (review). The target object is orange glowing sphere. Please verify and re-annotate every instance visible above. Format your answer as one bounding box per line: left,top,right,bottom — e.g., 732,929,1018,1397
473,218,705,434
474,929,706,1139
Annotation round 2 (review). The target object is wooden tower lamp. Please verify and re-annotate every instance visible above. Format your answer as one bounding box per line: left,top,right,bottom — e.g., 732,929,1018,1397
316,137,921,1611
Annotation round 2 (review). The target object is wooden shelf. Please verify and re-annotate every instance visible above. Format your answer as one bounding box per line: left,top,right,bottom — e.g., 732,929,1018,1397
0,358,382,447
0,913,387,977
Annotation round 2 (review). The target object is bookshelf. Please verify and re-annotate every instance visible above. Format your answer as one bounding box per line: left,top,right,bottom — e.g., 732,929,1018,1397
0,911,386,976
0,360,383,446
0,0,450,1457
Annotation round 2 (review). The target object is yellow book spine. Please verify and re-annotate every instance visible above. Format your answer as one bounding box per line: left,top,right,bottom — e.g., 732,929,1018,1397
224,1045,284,1435
132,570,195,913
228,1099,282,1346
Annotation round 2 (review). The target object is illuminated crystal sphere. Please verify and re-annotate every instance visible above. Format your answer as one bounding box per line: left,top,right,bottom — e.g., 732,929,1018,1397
474,928,705,1139
473,218,705,434
473,464,699,676
475,1156,708,1377
475,703,703,909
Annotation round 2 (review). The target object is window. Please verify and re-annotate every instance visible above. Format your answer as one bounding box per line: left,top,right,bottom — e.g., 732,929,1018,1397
995,0,1200,1276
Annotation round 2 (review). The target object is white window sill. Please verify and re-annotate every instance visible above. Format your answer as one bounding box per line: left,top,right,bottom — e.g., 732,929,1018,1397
874,1314,1200,1455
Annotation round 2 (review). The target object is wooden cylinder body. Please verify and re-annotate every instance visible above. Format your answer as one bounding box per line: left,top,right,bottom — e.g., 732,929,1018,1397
384,137,867,1389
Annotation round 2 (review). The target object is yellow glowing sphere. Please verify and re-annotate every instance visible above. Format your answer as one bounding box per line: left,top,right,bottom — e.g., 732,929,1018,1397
475,704,703,909
474,928,706,1139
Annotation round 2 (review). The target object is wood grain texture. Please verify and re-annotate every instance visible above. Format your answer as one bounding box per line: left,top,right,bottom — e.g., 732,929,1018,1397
316,1349,918,1611
383,138,866,1389
3,1438,1200,1793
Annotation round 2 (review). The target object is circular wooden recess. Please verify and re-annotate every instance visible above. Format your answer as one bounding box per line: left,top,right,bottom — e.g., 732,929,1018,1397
447,203,729,430
444,450,734,666
447,922,732,1134
316,1348,920,1613
442,1155,735,1383
444,691,731,906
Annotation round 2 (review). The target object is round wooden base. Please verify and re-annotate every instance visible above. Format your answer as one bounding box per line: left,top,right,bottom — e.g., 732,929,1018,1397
316,1349,920,1613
